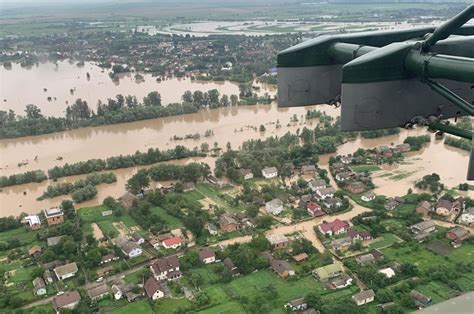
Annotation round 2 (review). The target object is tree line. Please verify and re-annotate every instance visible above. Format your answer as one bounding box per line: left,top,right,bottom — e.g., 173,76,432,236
48,145,204,179
38,172,116,200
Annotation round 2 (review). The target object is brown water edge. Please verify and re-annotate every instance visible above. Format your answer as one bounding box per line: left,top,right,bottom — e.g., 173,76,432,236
0,60,275,117
0,103,336,176
1,123,470,217
0,157,206,217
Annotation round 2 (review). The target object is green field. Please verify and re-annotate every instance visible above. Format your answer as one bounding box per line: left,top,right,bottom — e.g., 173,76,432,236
351,165,381,173
79,205,140,237
415,281,460,303
382,245,451,272
150,206,183,229
156,298,193,314
110,299,153,314
199,269,359,313
368,233,403,250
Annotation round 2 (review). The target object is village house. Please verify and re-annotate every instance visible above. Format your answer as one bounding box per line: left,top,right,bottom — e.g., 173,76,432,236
308,179,326,192
446,226,470,247
54,262,78,280
384,198,398,210
340,156,354,164
119,192,139,209
375,145,393,157
323,197,343,210
223,258,240,276
52,291,81,313
315,187,336,200
33,277,46,296
101,210,113,217
270,258,295,279
301,164,317,174
435,199,457,216
352,289,375,306
199,249,216,264
240,169,254,180
131,233,145,245
361,191,376,202
335,172,351,182
43,207,65,226
292,253,308,263
284,298,308,311
410,290,432,308
331,162,346,172
87,282,110,301
162,236,182,250
21,215,41,230
219,213,240,232
313,263,344,282
355,249,384,265
150,255,181,281
267,234,289,249
395,143,411,152
266,198,284,215
307,202,325,217
459,207,474,225
416,201,432,215
328,273,353,289
43,269,55,284
378,267,396,278
318,219,350,236
346,181,366,194
331,237,352,251
118,240,143,259
182,182,196,192
261,166,278,179
29,245,42,258
101,253,119,265
207,175,226,188
207,222,218,235
144,277,165,300
347,229,372,241
410,220,436,234
96,266,114,277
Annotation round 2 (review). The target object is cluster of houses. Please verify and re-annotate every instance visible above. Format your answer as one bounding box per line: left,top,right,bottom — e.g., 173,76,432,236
330,160,371,195
217,212,256,234
32,261,79,298
21,207,65,231
409,220,471,247
317,218,372,252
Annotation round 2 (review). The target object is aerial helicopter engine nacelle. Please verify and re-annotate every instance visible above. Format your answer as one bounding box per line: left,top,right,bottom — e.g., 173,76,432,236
277,5,474,179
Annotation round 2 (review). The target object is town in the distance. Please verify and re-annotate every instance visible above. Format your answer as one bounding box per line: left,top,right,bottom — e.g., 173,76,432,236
0,0,473,314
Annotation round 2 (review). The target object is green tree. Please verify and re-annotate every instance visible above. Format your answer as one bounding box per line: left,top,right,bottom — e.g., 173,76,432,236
143,91,162,106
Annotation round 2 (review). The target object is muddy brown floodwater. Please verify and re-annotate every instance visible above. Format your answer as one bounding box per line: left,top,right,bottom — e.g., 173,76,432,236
0,61,471,217
0,61,251,117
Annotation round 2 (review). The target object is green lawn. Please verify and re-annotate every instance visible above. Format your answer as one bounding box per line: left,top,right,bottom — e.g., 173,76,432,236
192,267,220,285
150,206,182,229
200,270,358,312
156,298,193,314
351,165,381,173
0,227,41,248
369,233,403,250
110,299,153,314
79,205,140,238
454,272,474,291
415,281,459,303
123,269,146,285
382,245,452,272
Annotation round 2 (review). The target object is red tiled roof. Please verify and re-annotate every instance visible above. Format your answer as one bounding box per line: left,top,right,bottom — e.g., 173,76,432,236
163,236,182,247
319,219,349,233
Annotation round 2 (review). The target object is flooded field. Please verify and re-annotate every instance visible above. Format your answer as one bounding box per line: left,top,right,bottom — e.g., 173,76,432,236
0,61,244,117
0,61,470,217
138,19,446,36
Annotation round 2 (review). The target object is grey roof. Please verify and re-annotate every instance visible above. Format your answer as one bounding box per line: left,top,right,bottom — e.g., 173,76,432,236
262,167,278,175
33,277,46,290
87,283,110,299
465,207,474,215
448,226,470,238
411,220,436,231
267,198,283,206
352,289,375,302
120,241,140,254
54,262,78,278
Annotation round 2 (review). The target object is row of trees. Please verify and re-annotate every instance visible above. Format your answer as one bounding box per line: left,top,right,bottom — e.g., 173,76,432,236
38,172,116,200
48,145,203,179
404,135,431,151
0,169,47,188
126,163,211,194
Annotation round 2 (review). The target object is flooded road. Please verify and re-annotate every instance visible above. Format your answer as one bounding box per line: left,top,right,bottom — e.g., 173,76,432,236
0,61,244,117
